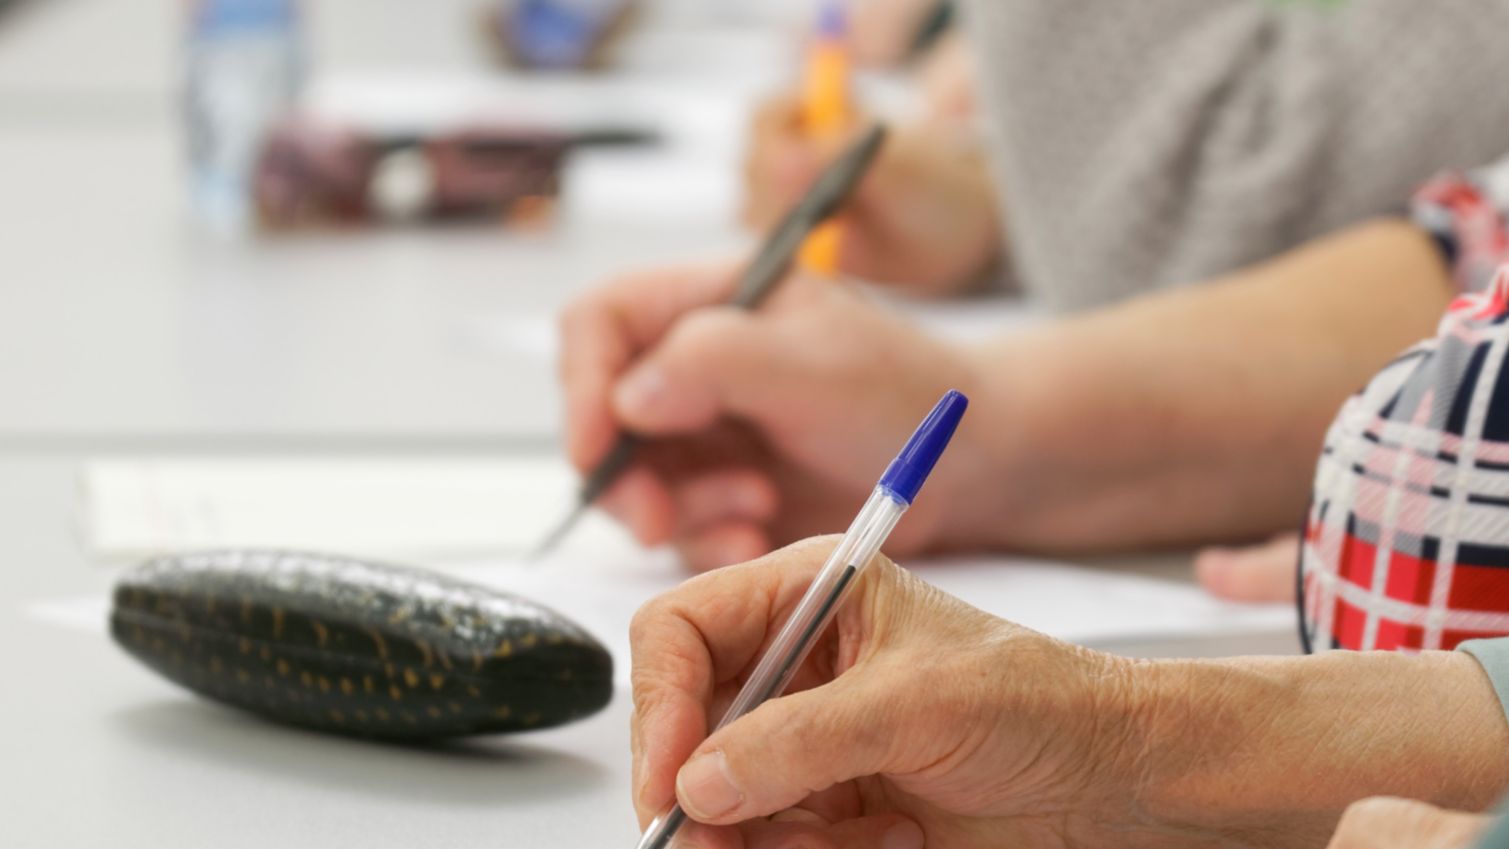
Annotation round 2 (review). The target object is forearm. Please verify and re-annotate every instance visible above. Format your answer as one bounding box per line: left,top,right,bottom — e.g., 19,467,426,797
953,219,1452,552
1132,651,1509,848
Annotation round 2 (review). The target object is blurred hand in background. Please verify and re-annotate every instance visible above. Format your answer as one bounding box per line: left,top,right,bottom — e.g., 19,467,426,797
742,96,1002,297
1326,798,1492,849
846,0,948,67
1194,531,1302,604
558,264,991,571
917,32,977,124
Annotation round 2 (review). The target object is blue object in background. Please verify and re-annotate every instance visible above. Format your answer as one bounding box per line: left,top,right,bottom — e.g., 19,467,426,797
505,0,631,70
185,0,304,235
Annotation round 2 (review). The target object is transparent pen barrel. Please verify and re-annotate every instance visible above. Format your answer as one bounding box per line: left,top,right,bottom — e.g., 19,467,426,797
713,485,906,731
635,486,907,849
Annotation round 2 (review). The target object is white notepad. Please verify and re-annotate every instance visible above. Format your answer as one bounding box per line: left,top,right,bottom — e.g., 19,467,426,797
78,456,611,562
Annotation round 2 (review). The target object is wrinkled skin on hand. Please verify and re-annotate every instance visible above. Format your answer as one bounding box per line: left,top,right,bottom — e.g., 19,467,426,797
627,538,1152,849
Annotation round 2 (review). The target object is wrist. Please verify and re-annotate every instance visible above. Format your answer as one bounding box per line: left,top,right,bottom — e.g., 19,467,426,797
1121,658,1296,845
919,337,1031,550
1128,652,1509,847
930,332,1070,551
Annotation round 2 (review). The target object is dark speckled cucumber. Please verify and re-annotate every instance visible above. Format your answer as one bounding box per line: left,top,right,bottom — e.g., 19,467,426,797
110,550,613,740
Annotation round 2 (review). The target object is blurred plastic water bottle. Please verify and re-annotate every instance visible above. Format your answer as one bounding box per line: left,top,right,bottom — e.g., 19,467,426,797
185,0,304,235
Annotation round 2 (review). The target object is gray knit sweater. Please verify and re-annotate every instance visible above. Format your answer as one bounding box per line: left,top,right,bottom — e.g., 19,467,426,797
961,0,1509,312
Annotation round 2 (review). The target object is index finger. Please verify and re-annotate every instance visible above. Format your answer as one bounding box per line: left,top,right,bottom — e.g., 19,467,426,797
627,537,837,824
743,95,824,229
557,262,738,470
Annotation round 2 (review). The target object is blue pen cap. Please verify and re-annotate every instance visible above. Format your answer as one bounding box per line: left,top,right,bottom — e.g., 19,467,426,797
878,390,969,505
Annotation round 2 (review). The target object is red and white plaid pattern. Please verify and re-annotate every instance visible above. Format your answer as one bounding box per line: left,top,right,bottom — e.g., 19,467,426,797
1411,156,1509,293
1300,268,1509,652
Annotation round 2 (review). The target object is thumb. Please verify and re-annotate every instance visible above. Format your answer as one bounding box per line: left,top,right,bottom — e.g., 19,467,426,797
1194,532,1300,603
673,678,903,825
611,307,791,436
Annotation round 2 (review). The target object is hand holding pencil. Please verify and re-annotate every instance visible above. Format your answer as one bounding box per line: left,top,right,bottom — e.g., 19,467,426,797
555,256,985,571
741,104,1002,296
537,126,889,559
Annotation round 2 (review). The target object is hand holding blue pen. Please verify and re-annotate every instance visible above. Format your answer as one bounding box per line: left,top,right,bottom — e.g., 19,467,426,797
633,390,968,849
621,425,1208,849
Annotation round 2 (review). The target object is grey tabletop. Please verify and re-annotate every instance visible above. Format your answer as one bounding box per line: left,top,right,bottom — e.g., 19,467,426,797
0,452,634,849
0,3,1298,847
0,451,1298,849
0,4,747,845
0,120,740,444
0,0,771,446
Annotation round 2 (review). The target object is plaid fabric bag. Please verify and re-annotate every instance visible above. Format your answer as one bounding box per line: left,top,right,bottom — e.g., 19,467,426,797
1300,268,1509,651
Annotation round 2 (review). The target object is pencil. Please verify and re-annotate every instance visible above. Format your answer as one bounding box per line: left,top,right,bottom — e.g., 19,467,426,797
797,1,852,277
529,124,890,560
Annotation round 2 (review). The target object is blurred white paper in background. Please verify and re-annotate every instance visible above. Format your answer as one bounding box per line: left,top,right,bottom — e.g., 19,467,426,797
69,455,1296,686
306,72,667,139
77,456,618,562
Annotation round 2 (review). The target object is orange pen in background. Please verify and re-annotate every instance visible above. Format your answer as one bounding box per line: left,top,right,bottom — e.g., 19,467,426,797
797,1,853,276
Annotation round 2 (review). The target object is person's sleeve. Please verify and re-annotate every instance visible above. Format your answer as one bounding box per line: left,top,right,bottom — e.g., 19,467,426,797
1460,639,1509,724
1410,152,1509,293
1474,807,1509,849
960,0,1509,311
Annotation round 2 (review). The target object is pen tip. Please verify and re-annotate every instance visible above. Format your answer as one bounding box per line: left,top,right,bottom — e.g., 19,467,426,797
525,501,587,563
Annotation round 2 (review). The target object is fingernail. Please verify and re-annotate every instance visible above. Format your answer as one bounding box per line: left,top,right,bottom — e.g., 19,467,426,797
615,366,667,417
882,820,925,849
677,751,743,820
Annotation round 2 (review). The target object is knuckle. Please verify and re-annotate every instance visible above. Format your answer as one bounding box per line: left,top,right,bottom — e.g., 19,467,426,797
628,672,667,718
629,596,673,648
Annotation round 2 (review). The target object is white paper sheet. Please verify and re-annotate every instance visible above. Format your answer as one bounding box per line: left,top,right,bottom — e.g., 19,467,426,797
70,456,1296,688
439,555,1295,685
306,72,666,138
30,551,1294,687
78,456,617,562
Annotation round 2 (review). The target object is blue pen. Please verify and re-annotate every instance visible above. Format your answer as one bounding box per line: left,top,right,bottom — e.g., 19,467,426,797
634,389,970,849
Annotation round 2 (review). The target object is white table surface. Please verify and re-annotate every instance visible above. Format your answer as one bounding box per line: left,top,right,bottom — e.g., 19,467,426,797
0,451,1298,849
0,0,795,446
0,453,644,849
0,118,752,443
0,5,754,845
0,4,1300,847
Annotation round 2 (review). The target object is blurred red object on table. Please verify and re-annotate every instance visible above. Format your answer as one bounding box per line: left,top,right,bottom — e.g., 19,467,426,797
253,113,570,230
